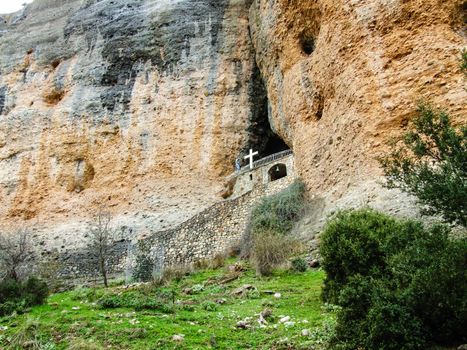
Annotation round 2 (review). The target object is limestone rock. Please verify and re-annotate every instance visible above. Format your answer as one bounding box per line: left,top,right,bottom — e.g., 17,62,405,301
172,334,185,342
0,0,262,255
249,0,467,221
0,0,465,272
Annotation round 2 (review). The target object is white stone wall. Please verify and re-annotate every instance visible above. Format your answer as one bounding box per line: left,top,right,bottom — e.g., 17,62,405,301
231,154,295,198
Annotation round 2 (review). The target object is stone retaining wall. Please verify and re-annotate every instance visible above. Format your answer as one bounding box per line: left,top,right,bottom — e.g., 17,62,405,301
55,159,296,281
145,173,295,267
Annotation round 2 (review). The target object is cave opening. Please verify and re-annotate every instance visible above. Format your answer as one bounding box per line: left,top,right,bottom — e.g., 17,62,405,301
243,64,290,166
299,34,315,55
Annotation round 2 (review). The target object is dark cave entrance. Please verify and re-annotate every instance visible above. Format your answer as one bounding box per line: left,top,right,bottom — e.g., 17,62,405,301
242,63,290,166
299,34,315,56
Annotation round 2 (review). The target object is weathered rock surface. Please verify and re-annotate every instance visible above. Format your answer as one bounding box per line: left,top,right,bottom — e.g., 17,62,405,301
0,0,263,252
250,0,466,217
0,0,466,265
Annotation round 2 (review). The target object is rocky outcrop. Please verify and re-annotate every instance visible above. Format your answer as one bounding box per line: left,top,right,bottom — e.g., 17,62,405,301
0,0,265,252
0,0,465,263
250,0,466,215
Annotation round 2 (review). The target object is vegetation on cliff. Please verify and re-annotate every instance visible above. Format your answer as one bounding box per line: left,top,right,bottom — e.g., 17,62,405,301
379,103,467,227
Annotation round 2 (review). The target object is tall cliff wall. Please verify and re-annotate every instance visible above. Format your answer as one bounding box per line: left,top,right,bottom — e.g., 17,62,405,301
0,0,465,260
250,0,466,217
0,0,266,252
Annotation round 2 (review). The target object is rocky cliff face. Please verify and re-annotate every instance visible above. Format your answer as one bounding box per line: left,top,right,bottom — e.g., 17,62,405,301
0,0,265,251
250,0,466,217
0,0,465,256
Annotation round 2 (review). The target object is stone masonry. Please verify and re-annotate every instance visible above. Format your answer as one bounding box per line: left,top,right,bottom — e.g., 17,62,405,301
57,152,297,281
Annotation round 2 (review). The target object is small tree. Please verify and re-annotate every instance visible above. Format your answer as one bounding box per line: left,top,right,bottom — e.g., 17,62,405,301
379,103,467,227
87,210,116,287
0,229,34,281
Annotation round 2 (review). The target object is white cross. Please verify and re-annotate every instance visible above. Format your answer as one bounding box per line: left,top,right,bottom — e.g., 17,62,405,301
244,148,258,170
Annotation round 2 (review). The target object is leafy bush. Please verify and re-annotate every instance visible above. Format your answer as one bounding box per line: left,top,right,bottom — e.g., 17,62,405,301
249,181,306,236
291,257,308,273
320,209,398,303
379,103,467,227
321,209,467,349
0,277,48,316
201,301,218,311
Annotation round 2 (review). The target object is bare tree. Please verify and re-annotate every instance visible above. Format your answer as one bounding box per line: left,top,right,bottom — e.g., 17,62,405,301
87,210,116,287
0,229,34,281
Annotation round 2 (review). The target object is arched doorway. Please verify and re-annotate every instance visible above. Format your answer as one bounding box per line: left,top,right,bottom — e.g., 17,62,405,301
268,163,287,182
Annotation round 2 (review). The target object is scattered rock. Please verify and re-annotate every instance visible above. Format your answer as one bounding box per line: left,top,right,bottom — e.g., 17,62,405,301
231,284,256,297
236,317,252,329
457,345,467,350
236,320,250,329
274,292,281,299
258,314,267,325
71,306,80,310
182,287,193,295
219,272,241,284
0,325,7,331
301,329,310,337
215,298,227,305
284,321,295,328
172,334,185,342
228,262,247,272
309,259,320,268
279,316,291,323
261,308,273,319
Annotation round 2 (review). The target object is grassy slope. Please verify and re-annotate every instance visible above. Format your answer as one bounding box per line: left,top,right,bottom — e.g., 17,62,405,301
0,263,335,350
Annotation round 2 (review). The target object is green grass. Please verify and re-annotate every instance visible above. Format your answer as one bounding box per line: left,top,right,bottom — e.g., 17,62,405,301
0,262,334,350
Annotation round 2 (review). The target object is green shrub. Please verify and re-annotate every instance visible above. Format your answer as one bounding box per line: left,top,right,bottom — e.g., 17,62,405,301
249,181,305,236
290,257,308,273
24,277,49,305
321,209,467,349
0,277,48,316
201,301,218,311
0,278,21,301
320,209,397,303
379,103,467,227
